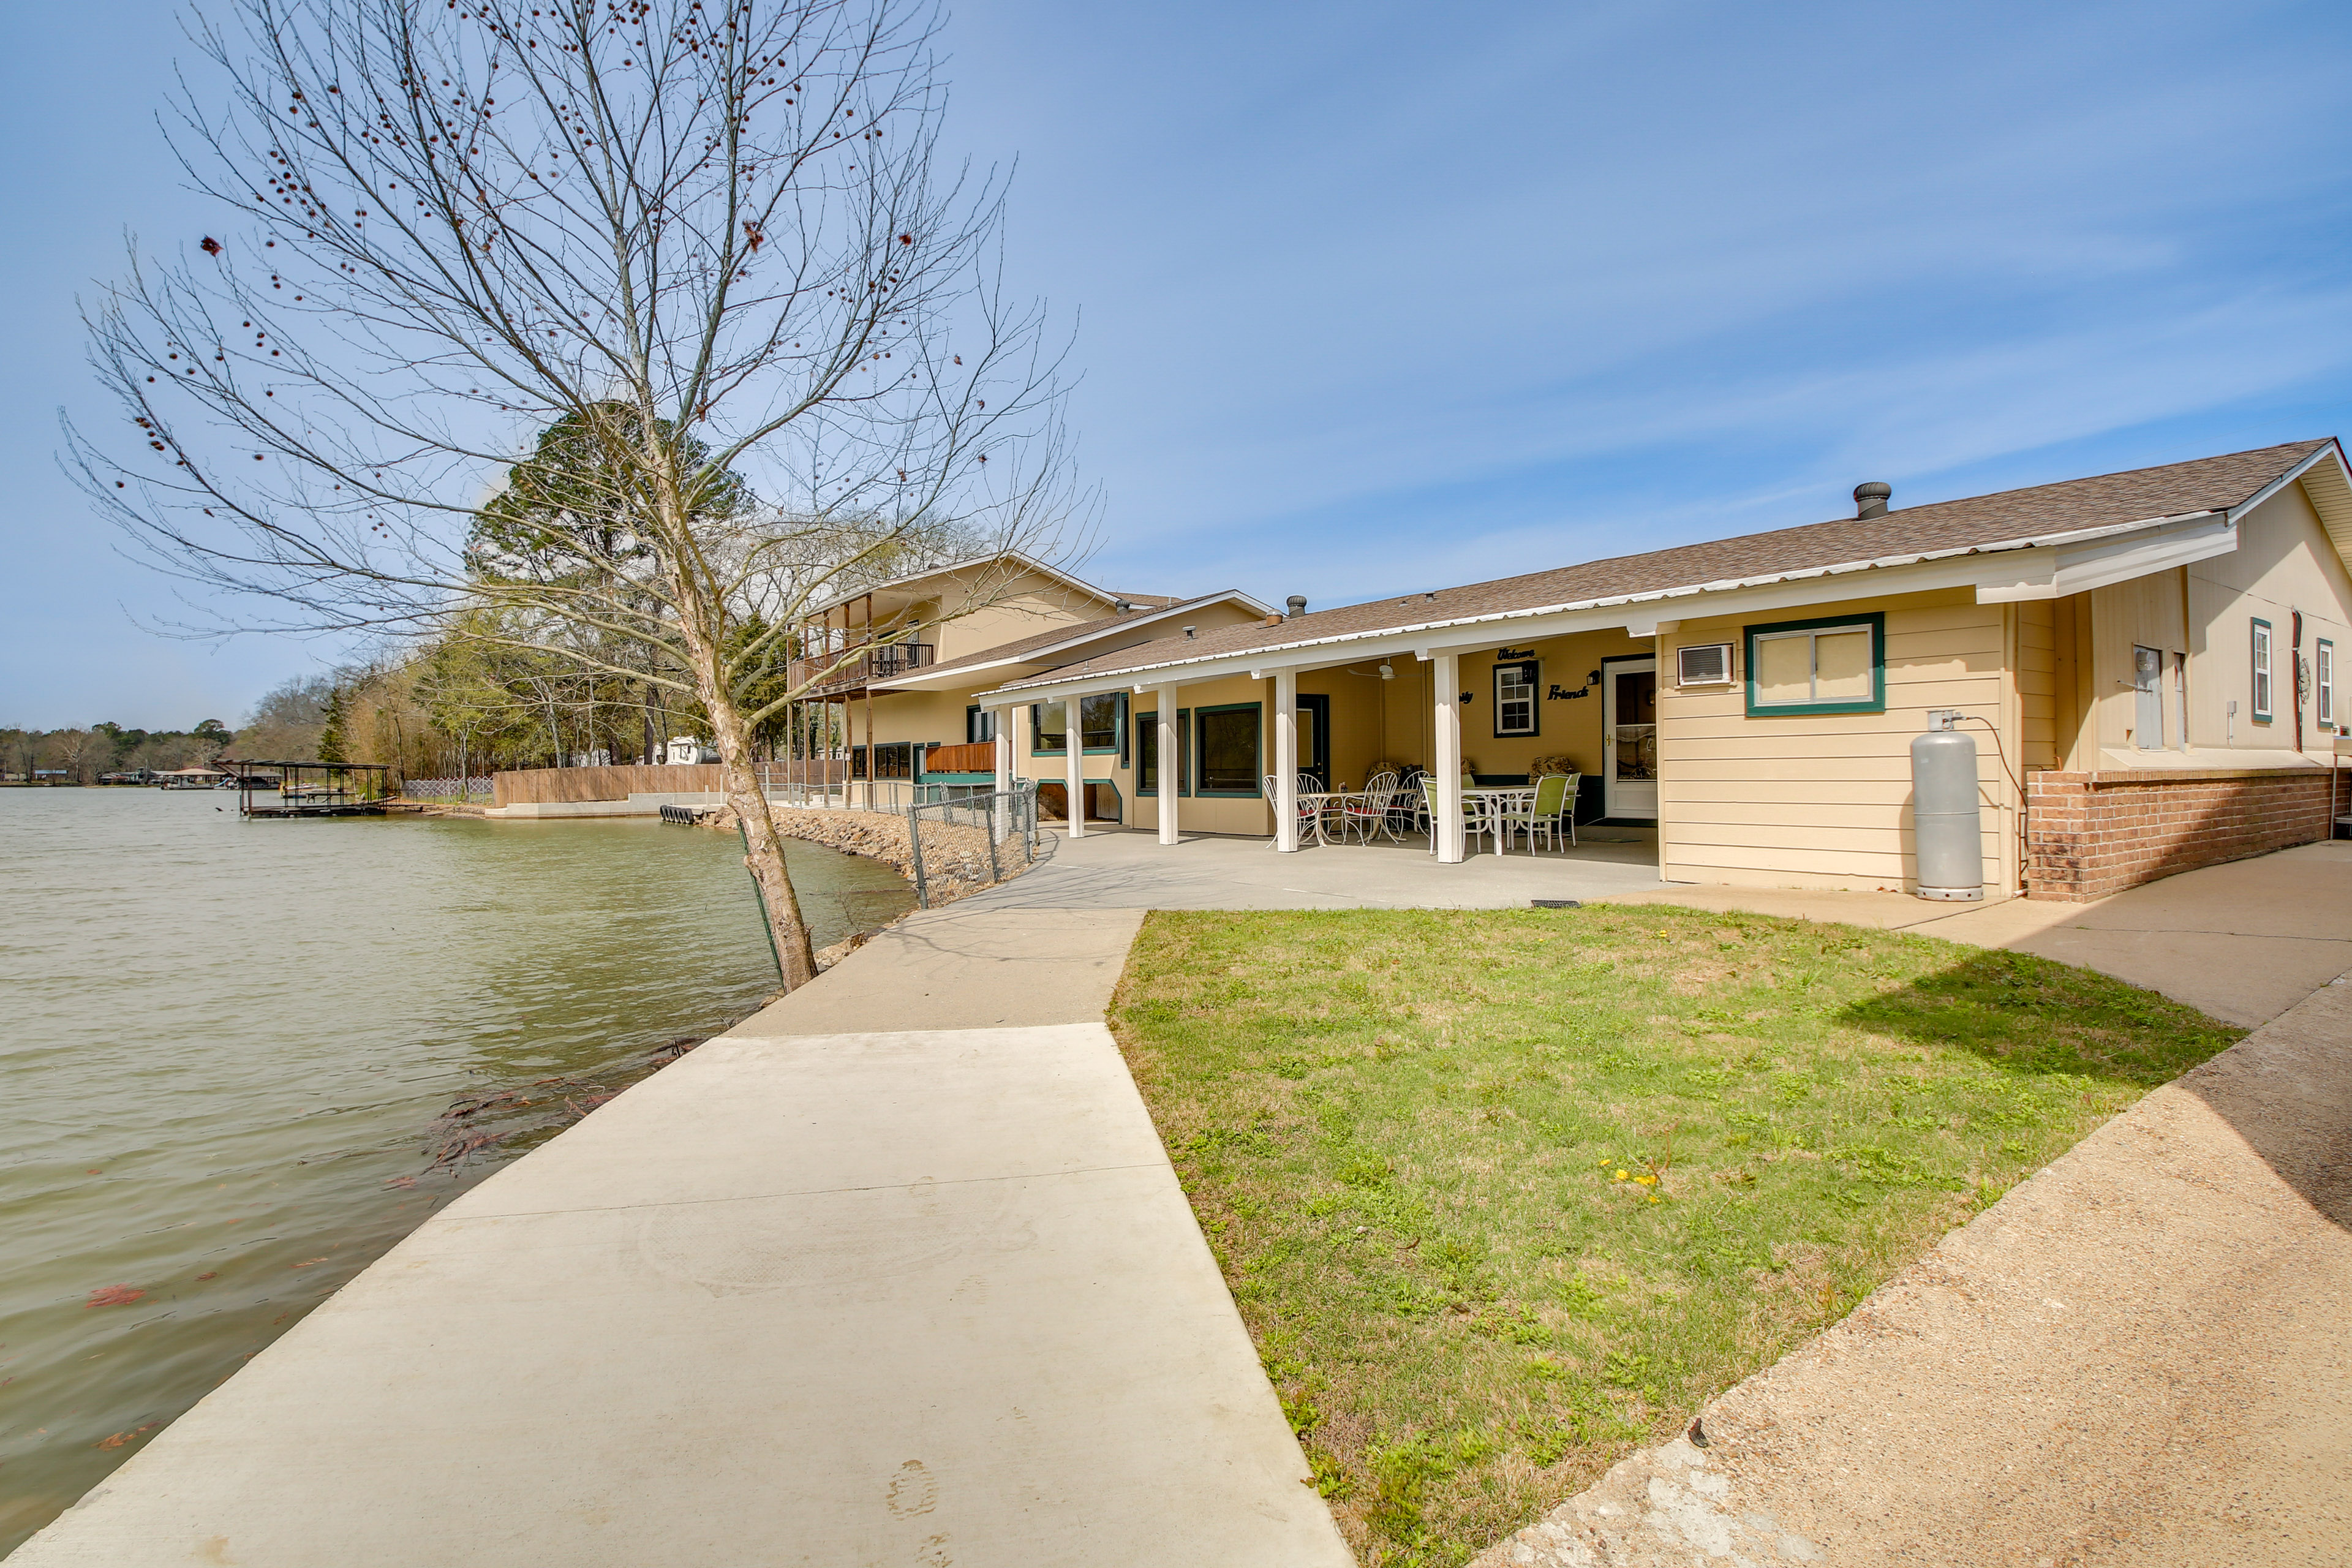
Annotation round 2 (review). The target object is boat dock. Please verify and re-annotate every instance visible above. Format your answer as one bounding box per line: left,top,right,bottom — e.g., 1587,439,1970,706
222,760,393,819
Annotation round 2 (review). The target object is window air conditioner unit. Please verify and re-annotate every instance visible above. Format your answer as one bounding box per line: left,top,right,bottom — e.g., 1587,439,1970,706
1678,643,1734,687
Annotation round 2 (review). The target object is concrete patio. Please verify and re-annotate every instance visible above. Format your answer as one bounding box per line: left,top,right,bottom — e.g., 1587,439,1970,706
972,824,1670,911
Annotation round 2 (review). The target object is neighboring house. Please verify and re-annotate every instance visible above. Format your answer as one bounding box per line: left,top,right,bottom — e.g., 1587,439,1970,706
791,553,1272,821
919,439,2351,901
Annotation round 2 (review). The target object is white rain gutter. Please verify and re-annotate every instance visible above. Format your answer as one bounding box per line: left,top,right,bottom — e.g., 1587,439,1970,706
978,508,2229,705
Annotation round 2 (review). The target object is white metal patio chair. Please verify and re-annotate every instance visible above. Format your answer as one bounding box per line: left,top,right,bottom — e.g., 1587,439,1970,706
1338,771,1401,843
1264,772,1324,847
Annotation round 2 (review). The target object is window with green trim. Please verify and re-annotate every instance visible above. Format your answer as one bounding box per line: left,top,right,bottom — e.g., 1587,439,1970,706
1135,709,1190,796
1745,613,1885,715
1030,693,1126,755
1193,703,1261,794
2251,619,2273,722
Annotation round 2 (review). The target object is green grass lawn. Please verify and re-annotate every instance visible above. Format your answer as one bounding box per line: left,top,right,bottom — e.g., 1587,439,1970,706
1108,904,2239,1567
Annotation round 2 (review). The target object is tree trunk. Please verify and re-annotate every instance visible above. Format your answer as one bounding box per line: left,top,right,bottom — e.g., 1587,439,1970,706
704,685,820,988
660,579,818,986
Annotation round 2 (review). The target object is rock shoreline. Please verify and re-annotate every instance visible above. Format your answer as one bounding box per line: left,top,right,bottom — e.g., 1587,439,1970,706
710,805,1031,929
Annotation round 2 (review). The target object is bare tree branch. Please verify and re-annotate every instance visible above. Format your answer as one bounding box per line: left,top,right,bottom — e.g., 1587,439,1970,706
70,0,1097,986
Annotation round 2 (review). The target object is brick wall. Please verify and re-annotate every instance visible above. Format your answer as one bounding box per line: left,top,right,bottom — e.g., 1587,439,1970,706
2025,767,2334,900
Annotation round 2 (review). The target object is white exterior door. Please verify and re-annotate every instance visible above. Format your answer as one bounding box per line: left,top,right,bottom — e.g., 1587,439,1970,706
1603,657,1658,820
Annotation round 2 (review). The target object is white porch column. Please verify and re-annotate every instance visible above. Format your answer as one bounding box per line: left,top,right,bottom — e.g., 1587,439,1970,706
1065,694,1086,839
1272,669,1300,852
988,704,1016,848
1433,652,1464,863
1156,685,1181,846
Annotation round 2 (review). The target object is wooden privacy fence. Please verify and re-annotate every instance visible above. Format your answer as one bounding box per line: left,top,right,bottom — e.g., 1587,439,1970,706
492,760,846,807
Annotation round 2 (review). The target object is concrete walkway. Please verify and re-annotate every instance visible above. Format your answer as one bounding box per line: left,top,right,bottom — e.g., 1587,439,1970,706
12,905,1354,1568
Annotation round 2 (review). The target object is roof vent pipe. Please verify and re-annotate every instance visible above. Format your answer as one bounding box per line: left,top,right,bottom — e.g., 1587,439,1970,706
1286,595,1308,619
1853,481,1892,520
1112,598,1133,612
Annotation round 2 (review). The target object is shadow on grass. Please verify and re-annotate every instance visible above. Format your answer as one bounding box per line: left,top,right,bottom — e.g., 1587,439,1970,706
1837,946,2240,1089
1839,944,2352,1230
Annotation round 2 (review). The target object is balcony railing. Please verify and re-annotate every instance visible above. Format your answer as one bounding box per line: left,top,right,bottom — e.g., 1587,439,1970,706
790,641,937,694
923,742,998,775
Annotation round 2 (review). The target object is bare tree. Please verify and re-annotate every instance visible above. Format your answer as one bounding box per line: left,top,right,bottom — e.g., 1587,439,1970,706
74,0,1090,985
53,729,106,783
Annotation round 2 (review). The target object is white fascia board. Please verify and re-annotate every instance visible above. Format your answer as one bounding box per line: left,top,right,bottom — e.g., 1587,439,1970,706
2057,518,2238,595
870,653,1031,693
980,550,2020,703
2225,443,2341,526
806,550,1120,619
975,511,2243,704
869,591,1270,692
2250,440,2352,573
1971,549,2060,602
1976,512,2236,603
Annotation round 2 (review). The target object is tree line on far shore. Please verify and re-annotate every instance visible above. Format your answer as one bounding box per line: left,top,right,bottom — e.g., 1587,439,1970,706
2,720,234,783
4,621,832,786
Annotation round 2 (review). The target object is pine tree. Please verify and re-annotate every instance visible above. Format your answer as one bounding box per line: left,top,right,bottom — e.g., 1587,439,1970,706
318,687,349,763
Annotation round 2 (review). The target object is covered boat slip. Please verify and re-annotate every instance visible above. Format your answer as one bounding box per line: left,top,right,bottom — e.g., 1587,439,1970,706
224,760,393,818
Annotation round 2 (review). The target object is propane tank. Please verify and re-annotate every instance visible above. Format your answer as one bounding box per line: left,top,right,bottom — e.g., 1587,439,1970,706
1911,711,1983,900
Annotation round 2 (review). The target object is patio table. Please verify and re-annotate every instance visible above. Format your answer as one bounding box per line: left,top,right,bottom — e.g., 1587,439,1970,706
1294,788,1360,846
1463,786,1536,856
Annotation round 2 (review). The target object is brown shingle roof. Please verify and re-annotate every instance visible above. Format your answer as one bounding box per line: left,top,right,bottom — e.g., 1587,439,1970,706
1000,439,2334,691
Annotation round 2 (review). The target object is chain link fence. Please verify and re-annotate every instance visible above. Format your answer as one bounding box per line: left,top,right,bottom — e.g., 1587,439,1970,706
902,780,1039,908
763,777,1012,813
401,777,496,801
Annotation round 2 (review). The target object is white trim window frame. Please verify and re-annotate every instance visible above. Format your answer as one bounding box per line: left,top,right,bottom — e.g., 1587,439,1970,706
2252,618,2274,723
2319,638,2335,727
1494,658,1539,737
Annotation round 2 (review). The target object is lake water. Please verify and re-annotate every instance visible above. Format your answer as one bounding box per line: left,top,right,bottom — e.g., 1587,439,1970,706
0,789,914,1554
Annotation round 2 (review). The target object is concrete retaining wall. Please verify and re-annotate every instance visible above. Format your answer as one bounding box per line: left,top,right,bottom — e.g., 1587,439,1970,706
484,791,728,820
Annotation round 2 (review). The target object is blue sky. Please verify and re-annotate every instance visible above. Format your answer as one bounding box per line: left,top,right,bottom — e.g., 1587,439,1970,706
5,0,2348,727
